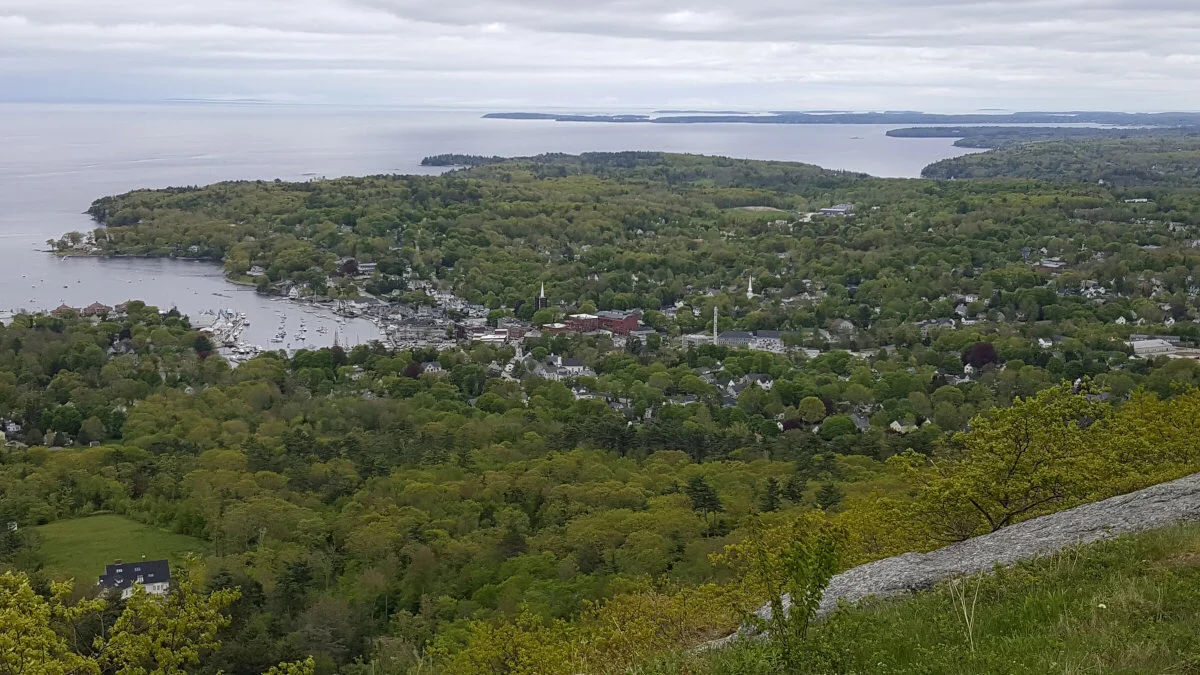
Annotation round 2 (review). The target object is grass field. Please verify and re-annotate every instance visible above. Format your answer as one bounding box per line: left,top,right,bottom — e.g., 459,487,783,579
643,522,1200,674
36,514,207,584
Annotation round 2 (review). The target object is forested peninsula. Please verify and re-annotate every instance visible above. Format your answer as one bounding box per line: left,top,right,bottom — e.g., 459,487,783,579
484,110,1200,126
13,147,1200,673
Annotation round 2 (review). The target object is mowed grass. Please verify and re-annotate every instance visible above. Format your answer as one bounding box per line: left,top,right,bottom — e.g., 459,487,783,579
641,523,1200,674
36,515,207,584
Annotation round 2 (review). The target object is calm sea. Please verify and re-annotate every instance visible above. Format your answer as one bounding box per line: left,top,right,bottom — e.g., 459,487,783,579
0,103,978,347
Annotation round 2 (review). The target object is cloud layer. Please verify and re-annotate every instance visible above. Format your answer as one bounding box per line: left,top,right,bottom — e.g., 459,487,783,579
1,0,1197,109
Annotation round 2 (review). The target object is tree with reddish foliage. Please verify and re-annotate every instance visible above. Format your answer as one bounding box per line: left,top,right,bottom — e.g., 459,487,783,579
404,361,423,378
962,342,1000,369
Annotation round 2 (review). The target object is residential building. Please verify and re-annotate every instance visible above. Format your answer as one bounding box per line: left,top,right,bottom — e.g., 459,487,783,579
98,559,171,600
81,302,113,317
554,356,588,376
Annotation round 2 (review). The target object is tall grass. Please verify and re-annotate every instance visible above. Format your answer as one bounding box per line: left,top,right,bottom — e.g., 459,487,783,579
639,523,1200,674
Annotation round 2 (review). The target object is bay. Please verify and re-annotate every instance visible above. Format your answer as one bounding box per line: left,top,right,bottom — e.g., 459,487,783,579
0,103,979,347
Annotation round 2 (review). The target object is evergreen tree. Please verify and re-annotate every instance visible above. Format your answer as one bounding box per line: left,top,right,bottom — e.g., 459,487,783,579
759,477,781,512
685,476,724,526
815,481,844,511
783,474,805,503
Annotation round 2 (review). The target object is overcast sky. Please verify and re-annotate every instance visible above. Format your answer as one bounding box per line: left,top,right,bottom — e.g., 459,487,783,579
1,0,1198,110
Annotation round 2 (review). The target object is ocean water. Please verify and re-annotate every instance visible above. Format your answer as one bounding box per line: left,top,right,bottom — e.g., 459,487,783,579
0,103,979,346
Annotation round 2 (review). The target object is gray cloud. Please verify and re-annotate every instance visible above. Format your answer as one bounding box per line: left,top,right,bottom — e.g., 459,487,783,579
0,0,1197,109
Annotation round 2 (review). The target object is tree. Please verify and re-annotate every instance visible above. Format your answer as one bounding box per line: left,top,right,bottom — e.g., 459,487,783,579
759,477,781,513
783,474,805,503
0,570,315,675
961,342,999,369
685,476,724,529
192,334,214,356
903,383,1112,541
713,515,840,670
815,482,844,511
798,396,826,424
819,415,857,441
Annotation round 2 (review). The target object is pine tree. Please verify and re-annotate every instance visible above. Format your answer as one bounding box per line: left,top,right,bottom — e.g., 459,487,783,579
759,477,781,512
816,481,844,511
685,476,724,527
783,474,805,503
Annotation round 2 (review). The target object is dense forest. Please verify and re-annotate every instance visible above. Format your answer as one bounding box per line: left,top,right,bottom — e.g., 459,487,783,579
923,135,1200,187
14,149,1200,672
886,126,1200,149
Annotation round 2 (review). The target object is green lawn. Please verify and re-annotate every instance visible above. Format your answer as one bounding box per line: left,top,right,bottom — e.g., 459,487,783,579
36,515,207,585
642,523,1200,674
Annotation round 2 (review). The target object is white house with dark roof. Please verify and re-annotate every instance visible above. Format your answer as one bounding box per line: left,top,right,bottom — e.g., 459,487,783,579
98,559,171,599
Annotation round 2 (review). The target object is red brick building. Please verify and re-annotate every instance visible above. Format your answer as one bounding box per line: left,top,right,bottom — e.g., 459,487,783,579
597,310,643,335
566,313,600,332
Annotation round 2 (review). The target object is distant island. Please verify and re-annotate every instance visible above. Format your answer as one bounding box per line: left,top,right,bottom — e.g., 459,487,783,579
484,110,1200,127
420,154,508,167
887,125,1200,149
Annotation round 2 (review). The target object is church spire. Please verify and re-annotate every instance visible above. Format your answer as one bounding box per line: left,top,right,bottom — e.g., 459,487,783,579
540,282,545,298
747,274,755,299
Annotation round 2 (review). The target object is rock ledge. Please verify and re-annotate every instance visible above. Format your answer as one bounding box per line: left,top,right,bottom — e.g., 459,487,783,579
707,472,1200,648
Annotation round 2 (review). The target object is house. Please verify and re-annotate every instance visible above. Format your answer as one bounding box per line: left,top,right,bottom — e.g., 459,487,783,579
50,304,77,318
683,333,713,348
1033,257,1068,273
918,318,956,338
248,265,267,277
819,204,855,216
1115,316,1128,325
554,356,588,376
1037,338,1053,349
743,374,775,391
357,262,378,275
850,414,871,433
81,302,113,318
828,319,857,336
98,559,171,600
421,362,447,376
